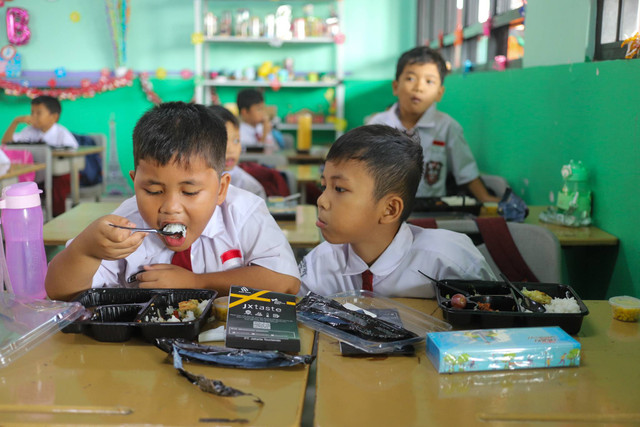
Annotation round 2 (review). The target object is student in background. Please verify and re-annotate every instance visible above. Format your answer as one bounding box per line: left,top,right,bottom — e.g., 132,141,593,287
1,95,78,216
209,105,267,200
237,89,276,149
298,125,495,298
367,47,499,203
46,102,300,301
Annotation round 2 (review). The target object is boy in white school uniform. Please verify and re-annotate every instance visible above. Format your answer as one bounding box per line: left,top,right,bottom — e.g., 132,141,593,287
46,102,300,301
367,47,499,203
1,95,78,216
1,95,78,149
209,105,267,200
237,89,276,150
298,125,495,298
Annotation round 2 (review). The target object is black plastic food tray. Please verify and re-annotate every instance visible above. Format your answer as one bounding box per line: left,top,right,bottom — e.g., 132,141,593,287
435,280,589,334
62,288,217,342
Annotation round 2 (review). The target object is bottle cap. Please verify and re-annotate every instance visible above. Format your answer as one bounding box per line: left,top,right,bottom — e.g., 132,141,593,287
0,182,43,209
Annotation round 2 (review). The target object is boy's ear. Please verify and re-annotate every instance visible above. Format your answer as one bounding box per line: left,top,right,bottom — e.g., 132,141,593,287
216,172,231,206
379,194,404,225
436,85,445,102
392,80,399,97
129,170,135,181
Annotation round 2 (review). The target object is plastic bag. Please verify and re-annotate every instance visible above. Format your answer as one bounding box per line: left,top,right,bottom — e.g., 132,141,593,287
498,188,529,222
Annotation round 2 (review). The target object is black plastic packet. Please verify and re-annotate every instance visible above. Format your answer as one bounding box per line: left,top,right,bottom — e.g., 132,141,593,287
296,292,418,342
172,346,263,404
156,338,315,369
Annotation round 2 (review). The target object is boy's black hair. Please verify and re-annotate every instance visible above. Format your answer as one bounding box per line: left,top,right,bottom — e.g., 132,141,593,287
395,46,448,84
133,102,227,175
236,89,264,112
326,124,424,223
208,105,239,128
31,95,61,115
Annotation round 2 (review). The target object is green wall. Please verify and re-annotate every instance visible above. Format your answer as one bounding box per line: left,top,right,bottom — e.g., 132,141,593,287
1,0,638,298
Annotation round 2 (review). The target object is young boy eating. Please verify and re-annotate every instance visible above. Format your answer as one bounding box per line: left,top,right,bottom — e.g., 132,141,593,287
367,47,499,203
237,89,276,150
298,125,495,298
46,102,300,301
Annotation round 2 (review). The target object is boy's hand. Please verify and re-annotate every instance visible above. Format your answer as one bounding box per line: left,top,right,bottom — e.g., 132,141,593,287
135,264,198,289
262,117,272,141
75,215,147,261
14,115,33,125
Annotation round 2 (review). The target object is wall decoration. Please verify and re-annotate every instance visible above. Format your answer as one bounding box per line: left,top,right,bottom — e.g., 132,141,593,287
70,11,80,23
105,0,130,68
6,7,31,45
139,72,162,105
621,32,640,59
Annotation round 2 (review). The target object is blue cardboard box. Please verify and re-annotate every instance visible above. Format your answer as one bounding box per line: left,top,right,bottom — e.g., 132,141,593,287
426,326,580,373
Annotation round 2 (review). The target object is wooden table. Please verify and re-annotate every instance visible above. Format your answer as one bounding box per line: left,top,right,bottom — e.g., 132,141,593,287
53,146,105,207
0,163,46,188
525,205,619,247
314,299,640,426
43,202,322,249
0,323,314,425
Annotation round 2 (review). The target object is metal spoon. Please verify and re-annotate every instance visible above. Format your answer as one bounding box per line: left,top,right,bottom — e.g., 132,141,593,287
109,224,183,236
500,273,546,313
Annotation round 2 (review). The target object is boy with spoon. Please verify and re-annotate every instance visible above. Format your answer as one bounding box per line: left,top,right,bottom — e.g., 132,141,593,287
45,102,300,301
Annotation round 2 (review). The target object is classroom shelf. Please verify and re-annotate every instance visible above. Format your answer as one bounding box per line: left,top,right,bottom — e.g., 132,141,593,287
193,0,345,138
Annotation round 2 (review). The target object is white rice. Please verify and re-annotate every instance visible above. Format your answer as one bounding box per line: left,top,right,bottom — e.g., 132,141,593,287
544,297,581,313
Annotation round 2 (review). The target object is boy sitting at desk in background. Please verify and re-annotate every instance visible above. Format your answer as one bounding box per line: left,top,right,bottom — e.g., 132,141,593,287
298,125,495,298
1,95,78,216
208,105,267,200
45,102,300,301
237,88,276,150
367,47,499,203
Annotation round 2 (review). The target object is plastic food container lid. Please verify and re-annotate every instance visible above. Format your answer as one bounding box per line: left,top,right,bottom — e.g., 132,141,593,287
609,295,640,308
0,292,84,368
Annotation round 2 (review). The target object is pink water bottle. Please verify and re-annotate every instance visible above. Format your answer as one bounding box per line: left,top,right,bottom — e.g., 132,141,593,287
0,182,48,299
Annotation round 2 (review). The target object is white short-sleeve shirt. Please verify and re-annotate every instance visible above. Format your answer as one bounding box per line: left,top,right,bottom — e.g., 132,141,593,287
226,167,267,200
298,222,496,298
239,121,275,148
86,185,300,288
12,123,78,149
367,103,479,197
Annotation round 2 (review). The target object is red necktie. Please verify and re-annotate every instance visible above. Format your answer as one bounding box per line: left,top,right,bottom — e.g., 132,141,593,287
171,247,192,271
361,270,373,292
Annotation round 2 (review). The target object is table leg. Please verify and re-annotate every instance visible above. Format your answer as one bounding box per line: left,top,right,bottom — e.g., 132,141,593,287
69,158,80,207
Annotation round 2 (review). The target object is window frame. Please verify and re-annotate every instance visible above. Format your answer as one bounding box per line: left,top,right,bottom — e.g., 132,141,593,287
417,0,524,72
594,0,639,61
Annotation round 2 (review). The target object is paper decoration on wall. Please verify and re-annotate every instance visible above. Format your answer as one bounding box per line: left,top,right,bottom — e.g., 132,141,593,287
105,0,130,68
0,51,21,77
621,32,640,59
139,72,162,105
54,67,66,78
155,67,167,79
70,11,80,23
0,0,14,8
6,7,31,45
191,32,204,45
0,70,134,99
180,69,193,79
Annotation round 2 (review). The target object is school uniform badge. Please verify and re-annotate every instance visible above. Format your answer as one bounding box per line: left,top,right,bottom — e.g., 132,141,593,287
425,161,443,185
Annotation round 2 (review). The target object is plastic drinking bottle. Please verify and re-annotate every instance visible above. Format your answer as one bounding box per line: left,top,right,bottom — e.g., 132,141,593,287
0,182,48,299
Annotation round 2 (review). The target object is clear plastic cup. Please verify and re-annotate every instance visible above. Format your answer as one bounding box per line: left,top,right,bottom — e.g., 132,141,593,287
609,296,640,322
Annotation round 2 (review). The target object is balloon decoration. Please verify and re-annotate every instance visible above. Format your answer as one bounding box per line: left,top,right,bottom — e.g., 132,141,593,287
6,7,31,45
